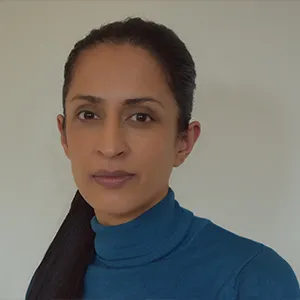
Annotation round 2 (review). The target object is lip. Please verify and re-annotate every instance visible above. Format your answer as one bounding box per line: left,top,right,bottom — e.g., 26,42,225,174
91,170,136,189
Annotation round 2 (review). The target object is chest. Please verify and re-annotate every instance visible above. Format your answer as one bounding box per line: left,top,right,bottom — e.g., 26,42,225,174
83,258,235,300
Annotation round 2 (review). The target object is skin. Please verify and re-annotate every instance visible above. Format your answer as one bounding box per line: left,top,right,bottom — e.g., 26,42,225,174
57,43,200,226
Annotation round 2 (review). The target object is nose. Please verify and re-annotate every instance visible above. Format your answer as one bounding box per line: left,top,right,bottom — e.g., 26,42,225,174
95,118,127,158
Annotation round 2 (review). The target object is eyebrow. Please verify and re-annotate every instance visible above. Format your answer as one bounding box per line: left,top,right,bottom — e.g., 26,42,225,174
71,94,165,109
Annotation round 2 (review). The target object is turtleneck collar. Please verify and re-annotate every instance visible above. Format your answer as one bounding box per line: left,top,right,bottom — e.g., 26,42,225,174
90,188,194,268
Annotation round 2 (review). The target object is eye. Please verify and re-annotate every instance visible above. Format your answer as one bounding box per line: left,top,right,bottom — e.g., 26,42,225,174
130,113,152,123
78,111,99,121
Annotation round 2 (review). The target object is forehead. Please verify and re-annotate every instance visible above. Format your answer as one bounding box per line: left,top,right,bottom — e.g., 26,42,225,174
67,43,173,103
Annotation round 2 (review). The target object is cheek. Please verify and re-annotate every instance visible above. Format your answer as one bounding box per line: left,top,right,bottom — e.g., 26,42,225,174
66,127,93,161
131,129,177,167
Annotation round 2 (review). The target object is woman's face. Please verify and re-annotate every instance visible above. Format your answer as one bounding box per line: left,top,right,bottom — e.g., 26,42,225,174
57,44,200,225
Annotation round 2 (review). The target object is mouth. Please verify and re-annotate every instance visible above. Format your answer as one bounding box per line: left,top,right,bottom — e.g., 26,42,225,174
91,170,136,189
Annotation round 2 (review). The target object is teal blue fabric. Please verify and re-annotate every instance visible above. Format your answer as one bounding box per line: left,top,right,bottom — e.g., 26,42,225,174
84,188,300,299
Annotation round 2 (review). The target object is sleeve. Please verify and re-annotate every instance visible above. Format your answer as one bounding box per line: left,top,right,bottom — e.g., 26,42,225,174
235,245,300,300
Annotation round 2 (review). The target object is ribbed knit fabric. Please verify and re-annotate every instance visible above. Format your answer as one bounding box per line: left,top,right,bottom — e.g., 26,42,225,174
83,188,300,299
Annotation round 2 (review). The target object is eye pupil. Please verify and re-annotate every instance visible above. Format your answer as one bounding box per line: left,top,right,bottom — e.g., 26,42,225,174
136,113,147,122
84,112,94,119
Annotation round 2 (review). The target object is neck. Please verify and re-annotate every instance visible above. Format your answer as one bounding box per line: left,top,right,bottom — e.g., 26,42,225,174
90,187,194,268
94,186,169,226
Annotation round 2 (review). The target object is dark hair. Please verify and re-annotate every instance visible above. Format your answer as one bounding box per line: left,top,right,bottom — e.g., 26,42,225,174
26,17,196,300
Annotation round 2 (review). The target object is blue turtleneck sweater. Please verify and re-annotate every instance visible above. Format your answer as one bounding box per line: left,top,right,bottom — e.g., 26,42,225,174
84,188,299,299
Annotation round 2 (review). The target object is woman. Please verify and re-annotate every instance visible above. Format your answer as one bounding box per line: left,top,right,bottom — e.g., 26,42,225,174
26,17,299,300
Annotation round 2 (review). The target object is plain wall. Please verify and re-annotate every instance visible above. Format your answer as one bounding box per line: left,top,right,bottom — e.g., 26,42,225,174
0,0,299,298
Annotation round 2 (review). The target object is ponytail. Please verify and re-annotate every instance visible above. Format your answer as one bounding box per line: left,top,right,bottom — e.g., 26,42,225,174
25,191,95,300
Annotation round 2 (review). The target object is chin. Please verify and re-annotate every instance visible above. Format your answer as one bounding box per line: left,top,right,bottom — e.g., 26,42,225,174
89,188,142,214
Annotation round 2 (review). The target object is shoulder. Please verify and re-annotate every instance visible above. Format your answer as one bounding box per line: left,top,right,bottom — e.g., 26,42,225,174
195,219,300,299
235,244,300,299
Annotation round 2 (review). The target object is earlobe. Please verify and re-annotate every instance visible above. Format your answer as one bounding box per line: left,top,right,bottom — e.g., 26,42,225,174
57,114,69,159
174,121,201,167
173,133,188,167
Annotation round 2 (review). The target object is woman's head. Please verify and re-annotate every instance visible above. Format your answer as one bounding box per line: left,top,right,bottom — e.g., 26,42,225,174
57,17,200,225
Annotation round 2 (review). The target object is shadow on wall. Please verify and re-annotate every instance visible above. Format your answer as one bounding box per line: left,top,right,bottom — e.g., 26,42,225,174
171,82,287,241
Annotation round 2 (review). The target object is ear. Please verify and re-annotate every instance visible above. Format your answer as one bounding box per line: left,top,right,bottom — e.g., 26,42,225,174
174,121,201,167
57,114,70,159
